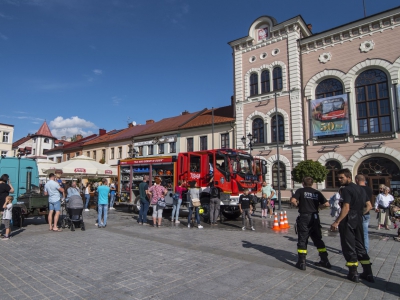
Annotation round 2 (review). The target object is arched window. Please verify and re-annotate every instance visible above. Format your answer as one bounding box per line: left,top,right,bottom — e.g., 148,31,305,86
325,160,341,189
355,69,391,134
271,115,284,142
250,73,258,96
272,162,286,189
261,70,270,94
252,118,264,144
316,78,343,99
273,67,282,90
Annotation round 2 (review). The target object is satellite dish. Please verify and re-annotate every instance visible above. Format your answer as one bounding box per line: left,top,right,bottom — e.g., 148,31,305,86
132,121,137,126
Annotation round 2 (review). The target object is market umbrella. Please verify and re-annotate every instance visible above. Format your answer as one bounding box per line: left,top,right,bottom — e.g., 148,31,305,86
43,155,117,177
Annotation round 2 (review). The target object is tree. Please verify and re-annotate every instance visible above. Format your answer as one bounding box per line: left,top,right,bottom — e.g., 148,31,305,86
291,160,328,183
99,158,105,164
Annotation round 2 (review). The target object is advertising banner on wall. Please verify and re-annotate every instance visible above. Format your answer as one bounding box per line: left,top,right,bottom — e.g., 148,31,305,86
310,94,349,137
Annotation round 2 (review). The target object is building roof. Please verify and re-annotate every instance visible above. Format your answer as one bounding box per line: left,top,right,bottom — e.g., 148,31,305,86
12,135,32,149
108,124,153,143
179,105,235,129
33,121,55,139
63,134,98,150
43,146,64,154
82,130,124,146
135,110,205,137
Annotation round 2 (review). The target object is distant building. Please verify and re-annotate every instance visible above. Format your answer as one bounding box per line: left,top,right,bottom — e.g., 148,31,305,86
0,123,14,157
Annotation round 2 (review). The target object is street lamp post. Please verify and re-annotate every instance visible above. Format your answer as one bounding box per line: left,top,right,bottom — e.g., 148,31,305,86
241,132,257,153
274,92,281,211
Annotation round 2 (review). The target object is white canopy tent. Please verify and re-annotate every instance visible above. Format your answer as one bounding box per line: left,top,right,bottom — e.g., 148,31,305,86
43,155,117,179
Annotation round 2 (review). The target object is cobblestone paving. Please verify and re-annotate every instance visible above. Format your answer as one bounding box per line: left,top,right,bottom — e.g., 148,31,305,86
0,205,399,300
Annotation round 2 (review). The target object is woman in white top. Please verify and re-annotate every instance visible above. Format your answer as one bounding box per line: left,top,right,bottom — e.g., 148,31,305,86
84,183,91,211
375,186,394,230
187,181,203,229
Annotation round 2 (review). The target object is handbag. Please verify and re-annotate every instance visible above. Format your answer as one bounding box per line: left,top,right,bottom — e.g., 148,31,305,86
157,198,166,209
192,198,200,207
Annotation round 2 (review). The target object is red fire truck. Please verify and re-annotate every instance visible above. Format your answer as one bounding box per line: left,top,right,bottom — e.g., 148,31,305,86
314,97,346,121
118,149,267,221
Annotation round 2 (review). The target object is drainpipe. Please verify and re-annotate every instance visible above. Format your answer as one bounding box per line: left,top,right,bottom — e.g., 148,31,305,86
393,84,399,131
298,38,307,160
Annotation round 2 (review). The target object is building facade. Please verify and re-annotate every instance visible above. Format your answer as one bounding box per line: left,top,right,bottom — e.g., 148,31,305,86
0,123,14,157
230,6,400,197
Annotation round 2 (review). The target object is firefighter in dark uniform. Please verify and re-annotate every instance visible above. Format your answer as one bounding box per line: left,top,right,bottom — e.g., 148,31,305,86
331,168,374,283
291,176,331,271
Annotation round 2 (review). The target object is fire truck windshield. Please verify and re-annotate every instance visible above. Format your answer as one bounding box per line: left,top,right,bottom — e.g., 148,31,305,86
321,99,344,114
230,155,253,175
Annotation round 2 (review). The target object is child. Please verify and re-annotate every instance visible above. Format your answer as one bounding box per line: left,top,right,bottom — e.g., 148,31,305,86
260,193,268,218
2,196,13,240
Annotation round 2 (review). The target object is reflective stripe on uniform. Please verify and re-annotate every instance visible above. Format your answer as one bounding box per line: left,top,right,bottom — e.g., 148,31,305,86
317,248,327,253
297,249,307,254
346,261,359,267
359,260,371,265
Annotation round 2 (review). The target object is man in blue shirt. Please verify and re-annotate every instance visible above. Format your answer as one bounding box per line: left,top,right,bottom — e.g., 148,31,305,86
44,173,64,232
97,178,110,228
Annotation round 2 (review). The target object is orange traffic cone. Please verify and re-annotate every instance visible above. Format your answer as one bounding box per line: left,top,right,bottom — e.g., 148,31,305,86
283,211,290,229
279,211,286,229
272,213,280,230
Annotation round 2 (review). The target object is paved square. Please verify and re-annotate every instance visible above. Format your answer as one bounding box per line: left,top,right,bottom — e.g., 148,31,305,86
0,205,399,300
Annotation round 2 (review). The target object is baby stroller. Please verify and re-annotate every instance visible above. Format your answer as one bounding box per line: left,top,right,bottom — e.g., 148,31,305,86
61,195,85,231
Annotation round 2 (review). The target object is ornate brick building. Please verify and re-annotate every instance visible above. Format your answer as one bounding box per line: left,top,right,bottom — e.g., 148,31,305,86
229,6,400,197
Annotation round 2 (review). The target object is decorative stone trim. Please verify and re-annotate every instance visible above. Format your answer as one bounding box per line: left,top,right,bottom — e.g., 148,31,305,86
266,154,292,189
304,69,346,99
312,136,349,144
318,52,332,64
359,40,375,52
353,132,396,141
249,56,256,63
260,52,268,59
271,48,280,56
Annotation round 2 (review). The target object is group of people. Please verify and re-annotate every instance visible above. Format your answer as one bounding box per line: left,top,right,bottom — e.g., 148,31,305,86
136,177,210,229
290,169,375,283
0,174,14,240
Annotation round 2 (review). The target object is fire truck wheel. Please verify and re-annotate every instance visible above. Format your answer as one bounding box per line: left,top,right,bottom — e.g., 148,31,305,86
221,209,241,220
133,195,141,214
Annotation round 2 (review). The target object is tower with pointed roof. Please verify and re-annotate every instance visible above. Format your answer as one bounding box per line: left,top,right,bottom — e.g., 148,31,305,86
30,121,56,158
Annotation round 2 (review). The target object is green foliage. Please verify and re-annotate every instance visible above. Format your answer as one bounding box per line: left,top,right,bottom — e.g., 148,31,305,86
99,158,105,164
291,160,329,183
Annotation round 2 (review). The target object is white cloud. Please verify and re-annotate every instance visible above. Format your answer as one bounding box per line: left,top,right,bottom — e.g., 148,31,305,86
49,116,97,138
93,69,103,75
0,32,9,40
0,12,13,19
111,96,121,106
0,114,44,121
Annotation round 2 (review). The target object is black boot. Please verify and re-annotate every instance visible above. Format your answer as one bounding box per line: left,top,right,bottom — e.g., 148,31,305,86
360,263,375,283
315,252,331,269
295,254,306,270
347,266,360,283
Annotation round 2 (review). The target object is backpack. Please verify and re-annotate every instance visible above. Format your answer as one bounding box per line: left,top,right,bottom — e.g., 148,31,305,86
210,187,219,198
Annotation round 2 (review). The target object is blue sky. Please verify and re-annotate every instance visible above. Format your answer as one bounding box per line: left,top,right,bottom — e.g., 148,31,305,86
1,0,399,141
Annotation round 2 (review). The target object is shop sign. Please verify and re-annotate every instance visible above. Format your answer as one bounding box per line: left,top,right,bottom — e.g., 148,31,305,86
310,94,349,137
105,170,113,174
120,157,174,165
74,168,86,173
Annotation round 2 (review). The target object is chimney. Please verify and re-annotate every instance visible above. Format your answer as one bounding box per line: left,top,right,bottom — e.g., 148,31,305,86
128,123,133,128
181,110,189,115
307,24,312,33
146,120,154,124
76,134,83,140
99,129,106,136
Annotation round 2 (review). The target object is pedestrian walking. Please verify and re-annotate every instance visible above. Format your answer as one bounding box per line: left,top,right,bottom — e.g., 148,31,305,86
291,177,331,271
171,180,187,223
148,177,167,227
0,174,14,235
137,175,150,225
239,189,255,231
375,186,394,230
97,178,110,228
209,184,220,225
2,196,13,240
355,175,373,253
84,183,91,212
331,168,374,283
187,181,203,229
44,173,64,232
109,181,116,210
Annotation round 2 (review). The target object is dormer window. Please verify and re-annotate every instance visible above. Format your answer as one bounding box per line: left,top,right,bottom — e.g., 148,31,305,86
44,138,49,143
